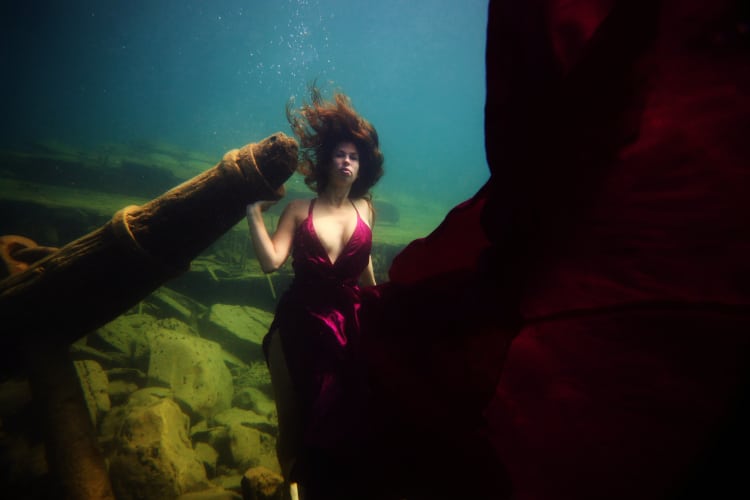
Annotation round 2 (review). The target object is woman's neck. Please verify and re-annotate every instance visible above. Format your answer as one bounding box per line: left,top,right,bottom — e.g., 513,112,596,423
319,185,352,208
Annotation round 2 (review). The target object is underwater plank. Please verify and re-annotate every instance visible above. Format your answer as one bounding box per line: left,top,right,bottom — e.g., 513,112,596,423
29,348,116,499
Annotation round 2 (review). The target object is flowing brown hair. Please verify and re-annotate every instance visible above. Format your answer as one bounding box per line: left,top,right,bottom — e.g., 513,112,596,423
287,86,384,199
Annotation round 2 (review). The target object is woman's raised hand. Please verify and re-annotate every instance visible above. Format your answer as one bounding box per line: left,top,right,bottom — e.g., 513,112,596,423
246,200,278,217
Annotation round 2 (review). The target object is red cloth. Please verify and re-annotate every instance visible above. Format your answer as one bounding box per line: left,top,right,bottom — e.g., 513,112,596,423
363,1,750,498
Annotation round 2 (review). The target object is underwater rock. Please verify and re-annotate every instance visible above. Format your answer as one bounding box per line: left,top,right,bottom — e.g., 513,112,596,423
73,359,111,428
373,200,400,224
219,349,251,371
150,290,194,321
99,387,174,449
194,441,220,478
106,367,148,386
194,425,232,470
147,330,233,421
126,386,174,406
108,398,211,500
107,379,139,406
176,487,242,500
105,368,147,406
190,419,210,439
225,425,278,474
87,313,152,368
231,386,276,421
69,342,130,370
212,407,277,436
240,466,284,500
213,474,243,494
149,287,208,323
231,362,273,395
212,408,279,474
201,305,274,365
154,316,202,336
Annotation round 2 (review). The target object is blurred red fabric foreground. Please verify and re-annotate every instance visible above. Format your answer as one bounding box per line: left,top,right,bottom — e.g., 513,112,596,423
362,1,750,498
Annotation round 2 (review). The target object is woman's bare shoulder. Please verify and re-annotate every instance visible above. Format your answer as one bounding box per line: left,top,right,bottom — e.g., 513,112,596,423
286,198,312,210
353,198,374,225
284,198,313,219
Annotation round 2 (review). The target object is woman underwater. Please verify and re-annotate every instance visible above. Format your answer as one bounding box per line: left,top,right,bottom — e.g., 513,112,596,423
246,87,384,499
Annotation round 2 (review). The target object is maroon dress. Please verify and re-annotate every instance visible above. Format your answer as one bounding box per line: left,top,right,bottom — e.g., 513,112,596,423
264,198,372,452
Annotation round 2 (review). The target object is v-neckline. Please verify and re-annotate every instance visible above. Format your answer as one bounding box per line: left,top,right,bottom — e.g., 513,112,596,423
309,199,359,266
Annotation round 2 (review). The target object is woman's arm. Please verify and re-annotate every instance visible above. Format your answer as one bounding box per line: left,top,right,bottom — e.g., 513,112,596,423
246,200,299,273
360,256,376,286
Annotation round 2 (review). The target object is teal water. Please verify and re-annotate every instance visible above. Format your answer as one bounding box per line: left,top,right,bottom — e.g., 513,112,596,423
1,0,489,220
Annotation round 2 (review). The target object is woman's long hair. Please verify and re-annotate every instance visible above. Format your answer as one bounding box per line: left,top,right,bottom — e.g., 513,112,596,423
287,86,384,199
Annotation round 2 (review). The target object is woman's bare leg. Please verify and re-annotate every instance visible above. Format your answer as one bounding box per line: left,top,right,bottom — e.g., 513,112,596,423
267,331,304,491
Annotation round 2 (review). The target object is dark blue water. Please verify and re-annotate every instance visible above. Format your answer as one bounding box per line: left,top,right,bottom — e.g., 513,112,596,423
1,0,489,231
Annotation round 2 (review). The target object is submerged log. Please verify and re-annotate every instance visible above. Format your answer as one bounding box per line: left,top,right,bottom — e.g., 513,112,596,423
29,347,116,500
0,132,298,374
2,236,115,499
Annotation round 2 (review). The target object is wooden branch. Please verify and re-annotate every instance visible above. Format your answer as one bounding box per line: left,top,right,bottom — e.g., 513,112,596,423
0,133,298,374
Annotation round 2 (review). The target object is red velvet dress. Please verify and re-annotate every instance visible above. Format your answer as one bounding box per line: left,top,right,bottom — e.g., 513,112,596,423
265,198,372,453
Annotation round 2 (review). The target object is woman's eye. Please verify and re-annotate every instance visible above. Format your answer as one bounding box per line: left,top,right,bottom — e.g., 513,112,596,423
335,150,357,161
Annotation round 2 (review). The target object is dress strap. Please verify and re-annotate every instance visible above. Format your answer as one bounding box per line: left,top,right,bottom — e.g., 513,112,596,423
309,198,316,217
350,199,361,220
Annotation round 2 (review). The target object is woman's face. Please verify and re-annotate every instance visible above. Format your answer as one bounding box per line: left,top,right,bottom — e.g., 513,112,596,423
330,141,360,184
